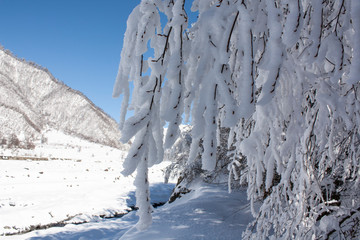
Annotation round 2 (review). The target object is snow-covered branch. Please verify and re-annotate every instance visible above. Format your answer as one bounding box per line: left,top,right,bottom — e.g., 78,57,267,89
115,0,360,238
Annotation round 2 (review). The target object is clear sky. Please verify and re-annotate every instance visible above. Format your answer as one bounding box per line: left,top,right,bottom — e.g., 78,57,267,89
0,0,141,121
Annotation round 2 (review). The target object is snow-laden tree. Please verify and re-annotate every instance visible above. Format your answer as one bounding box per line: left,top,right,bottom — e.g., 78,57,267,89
114,0,360,238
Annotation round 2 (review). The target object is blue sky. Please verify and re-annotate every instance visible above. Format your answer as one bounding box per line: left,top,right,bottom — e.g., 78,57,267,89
0,0,140,121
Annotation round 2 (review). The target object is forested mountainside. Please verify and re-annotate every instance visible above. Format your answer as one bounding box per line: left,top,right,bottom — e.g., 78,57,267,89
0,47,121,148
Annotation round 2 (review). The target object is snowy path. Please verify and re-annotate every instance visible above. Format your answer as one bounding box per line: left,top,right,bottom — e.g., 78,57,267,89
120,182,253,240
7,182,253,240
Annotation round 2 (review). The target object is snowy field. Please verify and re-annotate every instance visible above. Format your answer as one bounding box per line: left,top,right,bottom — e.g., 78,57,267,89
1,131,253,239
0,131,175,238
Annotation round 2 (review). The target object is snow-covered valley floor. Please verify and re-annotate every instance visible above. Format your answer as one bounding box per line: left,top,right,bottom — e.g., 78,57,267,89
0,157,173,237
0,132,253,239
0,131,174,238
4,181,253,240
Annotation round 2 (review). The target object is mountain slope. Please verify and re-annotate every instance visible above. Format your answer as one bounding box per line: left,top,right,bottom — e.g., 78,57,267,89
0,47,121,148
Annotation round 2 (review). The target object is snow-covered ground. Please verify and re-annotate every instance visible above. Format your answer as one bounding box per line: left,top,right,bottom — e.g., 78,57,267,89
4,182,253,240
0,130,129,160
0,131,175,237
1,131,253,239
120,182,253,240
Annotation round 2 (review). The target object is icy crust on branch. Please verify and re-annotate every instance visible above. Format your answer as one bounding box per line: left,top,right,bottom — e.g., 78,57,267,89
347,0,360,84
114,0,360,238
233,1,360,239
114,0,188,230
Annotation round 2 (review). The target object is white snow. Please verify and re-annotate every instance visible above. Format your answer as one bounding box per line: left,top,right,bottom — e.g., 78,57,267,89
0,131,175,237
3,181,253,240
119,182,252,240
0,130,129,161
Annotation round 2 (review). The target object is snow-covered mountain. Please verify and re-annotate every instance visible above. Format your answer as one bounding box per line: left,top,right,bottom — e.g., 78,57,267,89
0,47,121,148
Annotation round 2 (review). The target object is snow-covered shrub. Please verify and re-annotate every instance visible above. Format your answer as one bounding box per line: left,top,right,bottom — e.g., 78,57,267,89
114,0,360,238
7,134,20,148
163,125,193,183
163,124,244,205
